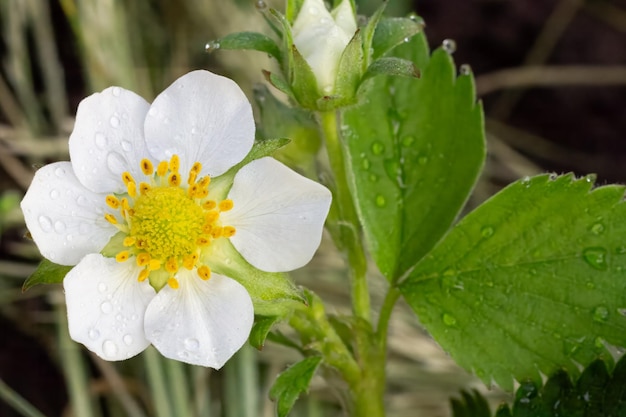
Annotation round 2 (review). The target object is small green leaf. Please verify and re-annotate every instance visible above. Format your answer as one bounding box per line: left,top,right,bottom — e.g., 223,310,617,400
400,174,626,390
216,31,282,62
330,30,363,108
270,356,323,417
23,259,72,291
450,390,491,417
250,315,282,349
362,57,419,80
371,16,424,60
361,1,387,68
341,36,485,281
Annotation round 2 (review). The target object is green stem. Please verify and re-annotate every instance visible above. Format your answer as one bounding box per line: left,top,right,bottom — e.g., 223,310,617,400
144,347,173,417
318,110,370,322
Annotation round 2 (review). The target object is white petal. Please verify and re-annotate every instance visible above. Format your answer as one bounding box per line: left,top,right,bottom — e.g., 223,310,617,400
144,271,253,368
69,86,151,194
332,0,357,36
20,162,116,265
144,70,254,178
64,254,156,360
221,157,332,272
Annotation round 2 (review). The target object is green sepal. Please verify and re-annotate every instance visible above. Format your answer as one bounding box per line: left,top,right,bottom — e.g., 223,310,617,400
263,70,295,99
250,315,283,349
215,31,282,63
362,57,420,81
371,16,424,60
361,0,388,69
285,0,306,22
323,30,364,110
209,240,306,317
400,174,626,391
23,259,73,291
270,356,323,417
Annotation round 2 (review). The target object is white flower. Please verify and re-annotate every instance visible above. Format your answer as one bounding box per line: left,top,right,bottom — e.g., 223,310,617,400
21,70,332,368
292,0,357,94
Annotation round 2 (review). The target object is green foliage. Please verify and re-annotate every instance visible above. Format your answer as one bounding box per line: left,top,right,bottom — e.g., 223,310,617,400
249,315,282,349
370,16,424,61
400,174,626,390
23,259,72,291
270,356,323,417
341,35,485,281
452,355,626,417
216,31,282,61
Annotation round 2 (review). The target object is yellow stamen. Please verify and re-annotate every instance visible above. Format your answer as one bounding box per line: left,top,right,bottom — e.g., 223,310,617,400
198,265,211,280
168,173,181,187
139,182,151,195
218,199,234,212
148,259,161,271
141,159,154,175
137,253,151,266
105,213,118,224
197,236,210,246
168,277,180,289
222,226,236,238
183,253,198,269
138,269,150,282
211,227,223,239
106,195,120,209
123,236,136,246
122,172,134,186
165,257,178,273
127,181,137,198
157,161,168,177
116,251,130,262
203,201,217,210
169,155,180,173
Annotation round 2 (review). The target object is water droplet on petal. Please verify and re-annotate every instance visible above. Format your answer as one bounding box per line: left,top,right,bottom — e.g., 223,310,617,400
123,334,133,345
88,328,100,340
76,195,89,206
54,220,66,233
112,87,121,97
106,152,126,175
442,39,457,54
102,340,118,357
593,306,609,322
121,140,132,152
184,338,200,351
49,189,60,200
98,283,107,293
100,302,113,314
109,116,120,128
38,215,53,232
583,247,608,270
54,167,66,177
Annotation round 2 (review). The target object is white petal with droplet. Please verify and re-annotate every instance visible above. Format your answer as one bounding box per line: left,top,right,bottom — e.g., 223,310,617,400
144,270,253,368
69,86,151,194
144,70,254,178
222,157,332,272
64,254,155,360
20,162,115,265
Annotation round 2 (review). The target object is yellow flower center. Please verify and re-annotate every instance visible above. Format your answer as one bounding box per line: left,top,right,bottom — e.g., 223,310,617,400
103,155,236,290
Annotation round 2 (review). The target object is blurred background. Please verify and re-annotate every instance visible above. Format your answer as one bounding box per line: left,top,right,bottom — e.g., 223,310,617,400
0,0,625,416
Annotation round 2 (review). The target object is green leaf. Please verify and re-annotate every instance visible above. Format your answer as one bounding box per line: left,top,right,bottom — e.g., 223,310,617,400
23,259,72,291
362,57,419,80
270,356,323,417
371,16,424,60
399,174,626,390
216,31,282,62
250,315,282,349
341,37,485,281
450,390,491,417
328,30,363,109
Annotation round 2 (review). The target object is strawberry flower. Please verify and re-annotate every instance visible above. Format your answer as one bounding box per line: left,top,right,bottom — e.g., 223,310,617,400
21,70,331,368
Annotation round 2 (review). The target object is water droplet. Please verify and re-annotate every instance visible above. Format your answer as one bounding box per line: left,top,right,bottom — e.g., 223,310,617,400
418,156,428,165
109,116,120,128
111,87,121,97
361,158,371,170
593,306,609,322
204,41,221,53
184,338,200,351
88,328,100,340
106,152,126,175
401,136,415,147
98,283,107,293
54,220,66,233
459,64,472,75
177,350,190,359
618,308,626,316
443,313,457,326
102,340,118,357
76,195,89,206
121,140,132,152
371,141,385,155
54,167,66,177
191,127,198,135
100,302,113,314
586,281,595,289
403,37,410,43
481,226,494,238
94,132,108,150
369,174,379,182
442,39,457,54
591,223,605,235
255,0,267,10
123,334,133,345
49,189,60,200
38,215,53,232
375,195,386,207
583,247,608,270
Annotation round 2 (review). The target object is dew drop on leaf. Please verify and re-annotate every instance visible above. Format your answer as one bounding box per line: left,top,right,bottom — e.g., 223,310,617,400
375,195,386,207
443,313,457,326
593,306,609,322
481,226,494,238
583,247,608,270
590,223,605,235
369,174,379,182
255,0,267,10
361,158,371,170
371,141,385,155
418,155,428,165
459,64,472,75
401,136,415,147
442,39,457,54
